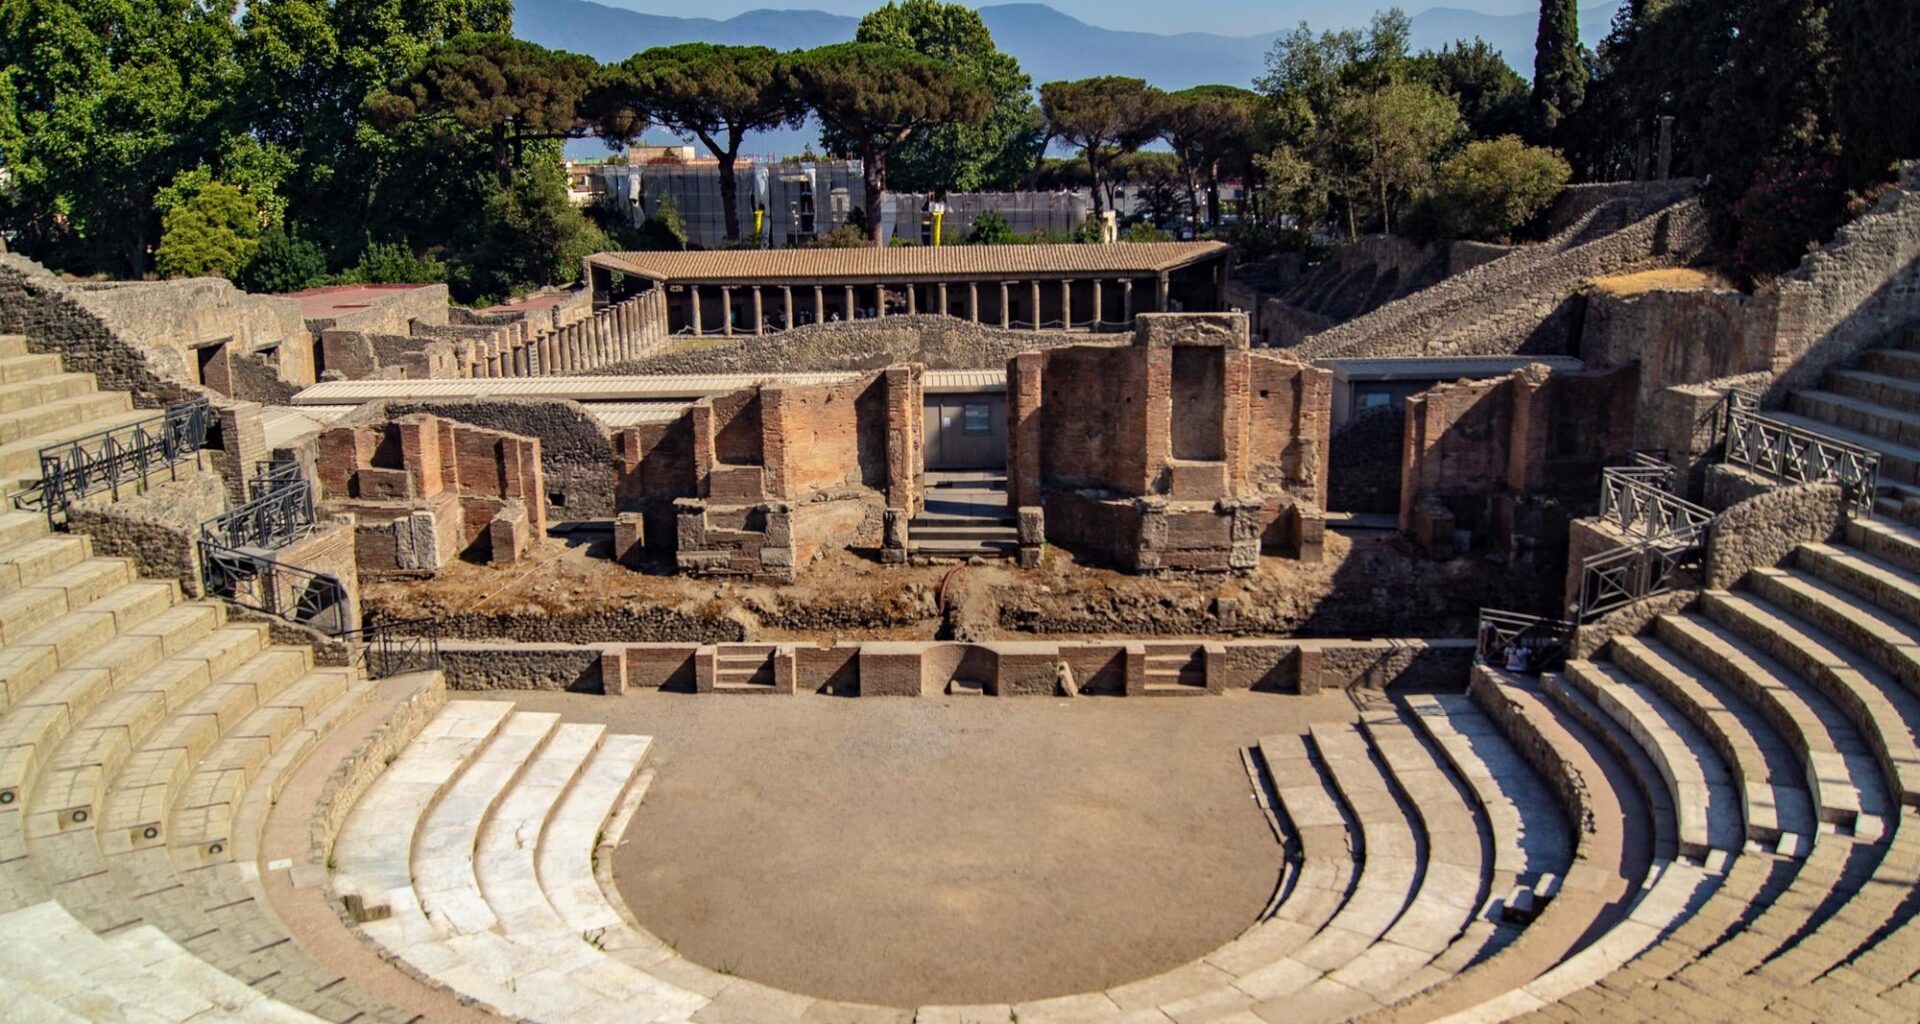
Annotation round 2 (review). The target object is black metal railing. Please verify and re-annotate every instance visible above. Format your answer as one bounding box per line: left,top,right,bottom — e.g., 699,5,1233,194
203,471,315,550
1576,529,1709,620
1477,608,1574,674
1598,466,1715,540
17,396,212,524
336,619,443,679
1724,387,1880,516
248,459,302,502
200,541,351,634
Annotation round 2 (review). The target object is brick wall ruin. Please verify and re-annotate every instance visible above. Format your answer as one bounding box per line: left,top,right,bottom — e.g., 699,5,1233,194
1007,313,1331,571
1400,363,1636,563
665,367,922,579
313,413,547,573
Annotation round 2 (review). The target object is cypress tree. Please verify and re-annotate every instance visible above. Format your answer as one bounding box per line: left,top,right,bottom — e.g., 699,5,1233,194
1531,0,1588,142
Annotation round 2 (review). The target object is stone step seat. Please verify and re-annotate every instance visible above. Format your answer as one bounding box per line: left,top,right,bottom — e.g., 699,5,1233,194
0,900,326,1023
0,352,71,387
0,560,140,705
0,390,133,448
1824,367,1920,416
0,533,92,599
1856,346,1920,383
0,509,52,551
1653,612,1886,830
1758,408,1920,486
412,710,560,935
1292,715,1496,1021
1747,563,1920,703
1562,658,1749,859
1607,636,1819,846
23,624,272,845
1401,677,1702,1024
1405,693,1577,882
484,726,714,1018
1700,589,1920,808
0,592,226,833
0,974,88,1022
1795,539,1920,632
1787,389,1920,450
163,666,357,860
1222,723,1425,1008
0,406,165,482
910,538,1019,557
93,647,318,858
907,523,1020,542
1741,804,1920,988
0,371,98,420
1842,514,1920,576
353,706,714,1024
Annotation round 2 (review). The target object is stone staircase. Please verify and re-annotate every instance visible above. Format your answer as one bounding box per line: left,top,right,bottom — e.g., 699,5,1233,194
911,472,1018,560
1771,322,1920,512
0,333,426,1022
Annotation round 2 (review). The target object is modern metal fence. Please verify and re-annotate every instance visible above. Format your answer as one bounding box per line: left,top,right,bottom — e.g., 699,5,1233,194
1724,387,1880,516
200,541,351,635
1476,608,1574,674
19,396,212,525
1598,467,1716,541
336,619,443,679
202,470,315,550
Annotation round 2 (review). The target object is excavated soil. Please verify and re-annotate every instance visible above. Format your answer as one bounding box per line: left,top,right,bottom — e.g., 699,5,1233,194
507,688,1366,1007
362,529,1555,644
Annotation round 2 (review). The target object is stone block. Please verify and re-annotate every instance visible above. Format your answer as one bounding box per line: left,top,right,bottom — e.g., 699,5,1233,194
708,464,767,503
486,500,531,565
354,467,414,501
1166,460,1229,500
883,507,909,558
1016,506,1045,546
1017,546,1041,569
613,512,646,568
599,648,627,696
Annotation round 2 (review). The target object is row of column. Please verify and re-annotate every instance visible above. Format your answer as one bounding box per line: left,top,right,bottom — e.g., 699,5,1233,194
461,291,671,379
681,272,1175,337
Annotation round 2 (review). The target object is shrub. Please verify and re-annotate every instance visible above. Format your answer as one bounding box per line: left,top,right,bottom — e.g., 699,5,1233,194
1427,136,1571,241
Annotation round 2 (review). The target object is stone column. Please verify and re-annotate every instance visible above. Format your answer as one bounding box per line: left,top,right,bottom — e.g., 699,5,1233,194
905,284,916,316
844,285,856,320
1123,278,1135,322
1030,280,1042,332
877,286,888,320
752,287,765,336
782,286,794,333
536,332,552,376
690,285,704,336
721,286,734,336
968,282,980,323
1092,279,1104,328
937,283,948,319
1000,282,1011,328
1061,279,1073,330
814,285,825,325
1155,272,1170,312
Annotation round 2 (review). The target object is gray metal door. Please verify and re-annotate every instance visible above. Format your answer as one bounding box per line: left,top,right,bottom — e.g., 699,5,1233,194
923,395,1006,470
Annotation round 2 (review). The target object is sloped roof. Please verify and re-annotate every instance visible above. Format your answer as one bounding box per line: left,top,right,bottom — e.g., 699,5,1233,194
587,242,1228,284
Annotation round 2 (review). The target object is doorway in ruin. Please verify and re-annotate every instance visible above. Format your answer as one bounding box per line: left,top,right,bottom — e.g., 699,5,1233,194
922,393,1006,471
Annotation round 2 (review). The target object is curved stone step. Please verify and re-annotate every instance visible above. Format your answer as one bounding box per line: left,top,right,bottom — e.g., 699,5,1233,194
1406,694,1575,885
1796,541,1920,634
1609,636,1818,846
1654,612,1885,829
1563,658,1749,859
414,711,560,936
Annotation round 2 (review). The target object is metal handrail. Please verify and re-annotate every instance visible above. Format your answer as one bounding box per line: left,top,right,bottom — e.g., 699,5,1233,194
1598,468,1715,541
334,619,442,679
1477,608,1574,673
200,540,350,634
16,396,212,524
1576,527,1709,621
203,474,315,551
1724,388,1880,516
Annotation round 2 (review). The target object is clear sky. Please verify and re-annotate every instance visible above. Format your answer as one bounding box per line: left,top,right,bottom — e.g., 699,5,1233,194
591,0,1546,37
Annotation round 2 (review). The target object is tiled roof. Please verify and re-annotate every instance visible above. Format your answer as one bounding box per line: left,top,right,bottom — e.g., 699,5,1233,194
587,242,1228,284
291,373,862,406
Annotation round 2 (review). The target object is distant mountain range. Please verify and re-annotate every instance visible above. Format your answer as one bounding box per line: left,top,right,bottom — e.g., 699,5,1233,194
524,0,1625,157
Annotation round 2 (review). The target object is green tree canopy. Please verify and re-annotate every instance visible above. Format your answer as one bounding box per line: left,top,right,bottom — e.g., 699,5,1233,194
793,42,991,245
1339,79,1462,234
1531,0,1588,142
1160,85,1262,227
1426,135,1570,239
1411,39,1530,141
156,180,262,279
592,44,803,242
367,33,597,188
851,0,1044,192
1038,76,1164,213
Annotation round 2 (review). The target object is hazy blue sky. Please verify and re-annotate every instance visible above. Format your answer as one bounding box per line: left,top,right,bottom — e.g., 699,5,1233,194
591,0,1546,38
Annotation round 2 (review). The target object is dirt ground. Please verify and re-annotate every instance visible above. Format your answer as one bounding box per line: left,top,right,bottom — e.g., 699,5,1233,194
504,688,1368,1007
363,528,1550,643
